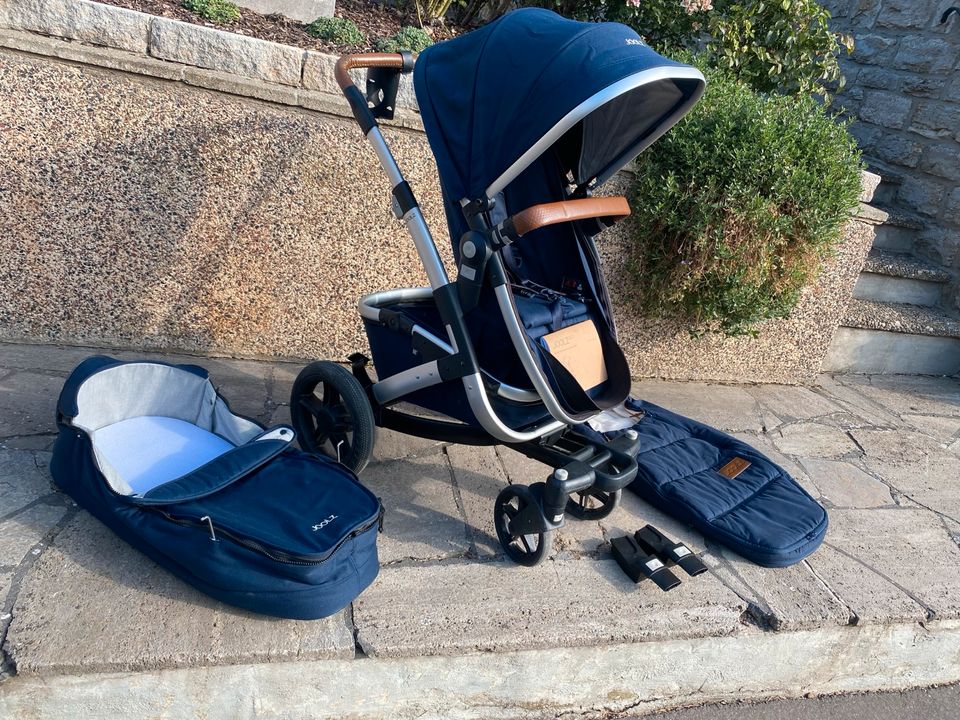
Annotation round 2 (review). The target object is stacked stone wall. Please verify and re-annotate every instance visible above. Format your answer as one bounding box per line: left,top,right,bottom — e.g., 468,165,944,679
825,0,960,308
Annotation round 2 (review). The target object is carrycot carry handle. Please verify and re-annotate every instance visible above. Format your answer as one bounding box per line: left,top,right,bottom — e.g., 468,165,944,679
502,197,631,239
335,53,413,90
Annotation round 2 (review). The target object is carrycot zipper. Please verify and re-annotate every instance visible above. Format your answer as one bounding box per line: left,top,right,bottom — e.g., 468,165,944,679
152,505,384,566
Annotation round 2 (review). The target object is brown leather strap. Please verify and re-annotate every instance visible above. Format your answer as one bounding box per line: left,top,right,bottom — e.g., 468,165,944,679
509,197,631,237
335,53,406,90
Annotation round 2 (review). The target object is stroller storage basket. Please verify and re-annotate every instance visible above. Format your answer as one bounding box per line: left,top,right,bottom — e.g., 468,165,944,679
363,295,553,430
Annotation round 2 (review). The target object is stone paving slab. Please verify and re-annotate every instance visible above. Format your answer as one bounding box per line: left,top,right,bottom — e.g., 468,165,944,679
444,445,508,559
836,374,960,418
354,556,747,658
0,503,67,567
798,458,895,508
0,450,55,516
0,342,959,707
771,422,861,459
706,549,853,631
744,384,845,424
902,414,960,444
5,513,355,675
631,379,765,432
820,508,960,621
0,370,65,439
361,453,469,564
815,375,903,428
805,544,928,626
852,429,960,520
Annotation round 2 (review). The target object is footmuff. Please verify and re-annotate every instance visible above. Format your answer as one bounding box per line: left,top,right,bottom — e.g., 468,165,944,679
50,356,382,619
586,398,827,567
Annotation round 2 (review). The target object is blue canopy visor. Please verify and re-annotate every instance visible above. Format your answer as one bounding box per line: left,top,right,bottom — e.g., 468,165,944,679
414,9,706,206
488,66,705,198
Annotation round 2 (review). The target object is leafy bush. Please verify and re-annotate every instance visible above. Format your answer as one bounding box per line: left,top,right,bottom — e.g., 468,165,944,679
707,0,853,97
506,0,851,100
181,0,240,23
569,0,708,52
628,64,862,335
374,26,434,53
305,17,365,45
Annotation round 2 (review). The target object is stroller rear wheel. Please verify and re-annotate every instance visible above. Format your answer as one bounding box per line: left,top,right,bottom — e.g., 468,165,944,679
566,488,621,521
290,361,375,474
494,485,553,566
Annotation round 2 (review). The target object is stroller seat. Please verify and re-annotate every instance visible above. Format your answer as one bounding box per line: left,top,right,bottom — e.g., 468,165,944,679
513,293,591,340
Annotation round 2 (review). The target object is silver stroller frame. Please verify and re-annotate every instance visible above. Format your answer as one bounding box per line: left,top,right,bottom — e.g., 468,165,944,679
289,51,705,565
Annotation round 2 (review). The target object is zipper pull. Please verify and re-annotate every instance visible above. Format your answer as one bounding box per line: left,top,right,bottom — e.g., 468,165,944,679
200,515,218,542
377,502,385,533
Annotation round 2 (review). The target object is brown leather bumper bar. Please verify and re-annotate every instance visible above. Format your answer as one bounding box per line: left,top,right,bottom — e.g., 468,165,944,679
508,197,631,237
335,53,406,90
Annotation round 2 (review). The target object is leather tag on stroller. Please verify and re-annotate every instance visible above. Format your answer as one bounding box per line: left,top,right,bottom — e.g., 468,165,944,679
540,320,607,390
718,457,751,479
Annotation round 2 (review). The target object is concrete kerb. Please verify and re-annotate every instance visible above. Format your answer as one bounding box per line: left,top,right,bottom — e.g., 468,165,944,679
2,621,960,720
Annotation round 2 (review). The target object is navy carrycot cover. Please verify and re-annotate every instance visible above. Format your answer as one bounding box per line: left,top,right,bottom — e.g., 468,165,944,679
583,399,828,566
51,357,382,619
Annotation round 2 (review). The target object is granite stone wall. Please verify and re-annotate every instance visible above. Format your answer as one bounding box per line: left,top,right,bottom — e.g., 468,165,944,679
825,0,960,307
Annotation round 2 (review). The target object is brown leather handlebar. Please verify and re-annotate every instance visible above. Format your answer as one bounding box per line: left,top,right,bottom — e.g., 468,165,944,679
335,53,406,90
509,197,631,237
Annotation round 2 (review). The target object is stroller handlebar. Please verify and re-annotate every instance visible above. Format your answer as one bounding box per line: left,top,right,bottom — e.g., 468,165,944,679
506,197,631,238
335,53,412,91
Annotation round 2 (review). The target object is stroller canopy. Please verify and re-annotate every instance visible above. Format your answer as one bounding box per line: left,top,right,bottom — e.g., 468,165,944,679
413,8,706,205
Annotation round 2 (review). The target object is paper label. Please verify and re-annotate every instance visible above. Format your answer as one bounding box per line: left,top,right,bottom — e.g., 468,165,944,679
540,320,607,390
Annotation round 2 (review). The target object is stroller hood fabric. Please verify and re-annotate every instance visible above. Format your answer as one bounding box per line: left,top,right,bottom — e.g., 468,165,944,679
413,8,705,210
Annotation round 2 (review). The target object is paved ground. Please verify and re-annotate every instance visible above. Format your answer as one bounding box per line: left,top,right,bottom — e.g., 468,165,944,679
645,683,960,719
0,341,958,718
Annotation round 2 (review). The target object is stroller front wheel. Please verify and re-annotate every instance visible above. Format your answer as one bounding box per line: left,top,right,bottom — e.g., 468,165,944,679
494,485,554,566
290,360,376,474
566,488,621,521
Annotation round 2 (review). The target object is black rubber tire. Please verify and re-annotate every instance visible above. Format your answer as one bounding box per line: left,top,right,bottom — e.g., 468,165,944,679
494,485,553,566
290,361,376,474
565,488,621,521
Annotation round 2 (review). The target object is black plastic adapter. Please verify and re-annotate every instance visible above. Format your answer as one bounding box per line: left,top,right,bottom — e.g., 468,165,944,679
611,535,681,591
634,525,708,577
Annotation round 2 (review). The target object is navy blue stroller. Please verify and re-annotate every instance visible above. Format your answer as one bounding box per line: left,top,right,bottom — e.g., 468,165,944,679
291,9,705,565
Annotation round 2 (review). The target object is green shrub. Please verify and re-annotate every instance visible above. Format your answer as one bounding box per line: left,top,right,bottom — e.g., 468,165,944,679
374,26,434,53
181,0,240,23
513,0,852,100
707,0,854,98
305,16,365,45
628,64,862,335
569,0,707,52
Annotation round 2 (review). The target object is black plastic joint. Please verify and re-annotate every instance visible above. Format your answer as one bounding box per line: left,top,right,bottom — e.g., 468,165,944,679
392,181,418,218
462,196,496,218
345,85,376,135
380,309,415,335
400,50,415,73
